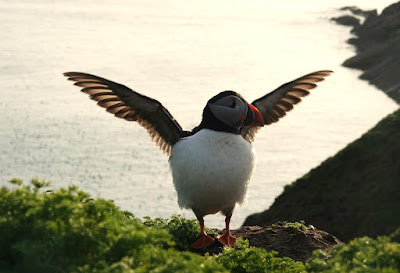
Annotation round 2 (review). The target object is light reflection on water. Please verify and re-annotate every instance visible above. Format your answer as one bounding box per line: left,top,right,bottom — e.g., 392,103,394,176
0,0,398,228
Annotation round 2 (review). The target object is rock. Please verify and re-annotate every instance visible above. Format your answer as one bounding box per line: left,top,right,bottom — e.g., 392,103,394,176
331,15,360,26
339,6,377,18
191,223,341,263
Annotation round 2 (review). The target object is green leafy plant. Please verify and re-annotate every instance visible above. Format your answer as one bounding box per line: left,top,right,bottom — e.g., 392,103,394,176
2,179,399,273
272,221,308,233
213,239,305,273
0,179,224,273
143,215,201,250
306,236,400,273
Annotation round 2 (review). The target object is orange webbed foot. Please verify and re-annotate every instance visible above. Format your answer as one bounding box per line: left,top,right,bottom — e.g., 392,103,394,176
219,232,237,246
190,233,215,248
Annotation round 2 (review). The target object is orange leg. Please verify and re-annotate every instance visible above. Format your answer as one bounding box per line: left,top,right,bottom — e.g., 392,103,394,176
190,217,215,249
218,216,237,246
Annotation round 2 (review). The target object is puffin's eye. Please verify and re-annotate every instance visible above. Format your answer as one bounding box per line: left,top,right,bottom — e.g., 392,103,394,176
229,100,236,108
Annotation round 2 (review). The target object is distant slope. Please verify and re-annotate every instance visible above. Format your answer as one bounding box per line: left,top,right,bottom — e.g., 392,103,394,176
244,109,400,241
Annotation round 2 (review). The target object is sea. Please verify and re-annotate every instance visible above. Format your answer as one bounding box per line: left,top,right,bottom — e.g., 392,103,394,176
1,0,398,229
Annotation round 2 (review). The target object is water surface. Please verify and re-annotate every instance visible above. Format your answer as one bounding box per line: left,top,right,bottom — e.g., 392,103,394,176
0,0,398,228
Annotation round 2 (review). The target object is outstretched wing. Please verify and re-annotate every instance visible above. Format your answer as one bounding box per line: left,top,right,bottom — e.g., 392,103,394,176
242,70,333,142
63,72,184,155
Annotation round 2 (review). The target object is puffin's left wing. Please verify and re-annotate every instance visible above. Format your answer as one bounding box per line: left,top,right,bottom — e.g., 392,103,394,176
242,70,333,142
63,72,183,155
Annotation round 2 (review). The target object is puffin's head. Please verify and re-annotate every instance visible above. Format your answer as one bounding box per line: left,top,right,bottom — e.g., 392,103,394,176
204,91,264,132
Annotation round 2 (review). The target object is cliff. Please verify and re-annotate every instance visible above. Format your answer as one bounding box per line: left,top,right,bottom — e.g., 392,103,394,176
244,109,400,241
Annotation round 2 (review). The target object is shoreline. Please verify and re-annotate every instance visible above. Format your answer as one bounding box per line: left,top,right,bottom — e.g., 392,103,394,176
332,2,400,104
244,1,400,241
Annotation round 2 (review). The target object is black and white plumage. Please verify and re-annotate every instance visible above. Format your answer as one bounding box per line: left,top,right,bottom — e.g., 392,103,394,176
63,70,332,248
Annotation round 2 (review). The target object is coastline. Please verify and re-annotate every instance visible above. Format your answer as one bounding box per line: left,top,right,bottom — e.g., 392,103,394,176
332,2,400,104
244,1,400,241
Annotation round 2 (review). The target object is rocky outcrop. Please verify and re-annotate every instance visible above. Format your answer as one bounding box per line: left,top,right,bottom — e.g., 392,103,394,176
192,222,341,263
333,2,400,104
331,15,360,27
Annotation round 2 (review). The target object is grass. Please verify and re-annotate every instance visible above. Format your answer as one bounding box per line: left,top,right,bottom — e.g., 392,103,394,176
244,109,400,241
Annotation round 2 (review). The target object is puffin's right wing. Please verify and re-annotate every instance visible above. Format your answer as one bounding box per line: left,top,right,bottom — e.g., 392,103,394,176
242,70,333,142
63,72,184,155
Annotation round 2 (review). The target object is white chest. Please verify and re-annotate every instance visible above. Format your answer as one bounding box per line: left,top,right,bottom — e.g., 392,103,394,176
169,129,256,215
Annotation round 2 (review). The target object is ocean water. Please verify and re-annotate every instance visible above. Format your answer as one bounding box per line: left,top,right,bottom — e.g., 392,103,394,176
1,0,398,229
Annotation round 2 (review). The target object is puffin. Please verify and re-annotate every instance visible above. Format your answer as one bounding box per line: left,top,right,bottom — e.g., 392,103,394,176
63,70,332,248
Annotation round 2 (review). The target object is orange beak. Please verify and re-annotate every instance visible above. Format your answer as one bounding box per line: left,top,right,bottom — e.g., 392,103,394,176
249,104,264,127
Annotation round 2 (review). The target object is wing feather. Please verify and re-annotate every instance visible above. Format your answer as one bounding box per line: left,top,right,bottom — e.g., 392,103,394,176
63,72,184,155
242,70,333,142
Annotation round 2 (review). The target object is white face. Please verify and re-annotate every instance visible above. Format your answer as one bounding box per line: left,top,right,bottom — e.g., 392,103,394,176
208,95,248,128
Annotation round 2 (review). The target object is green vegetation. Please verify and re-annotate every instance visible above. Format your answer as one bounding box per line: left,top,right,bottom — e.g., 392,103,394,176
214,239,304,273
272,221,308,233
245,109,400,241
306,236,400,273
0,179,303,273
142,215,202,251
389,227,400,243
1,179,399,272
0,179,223,273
